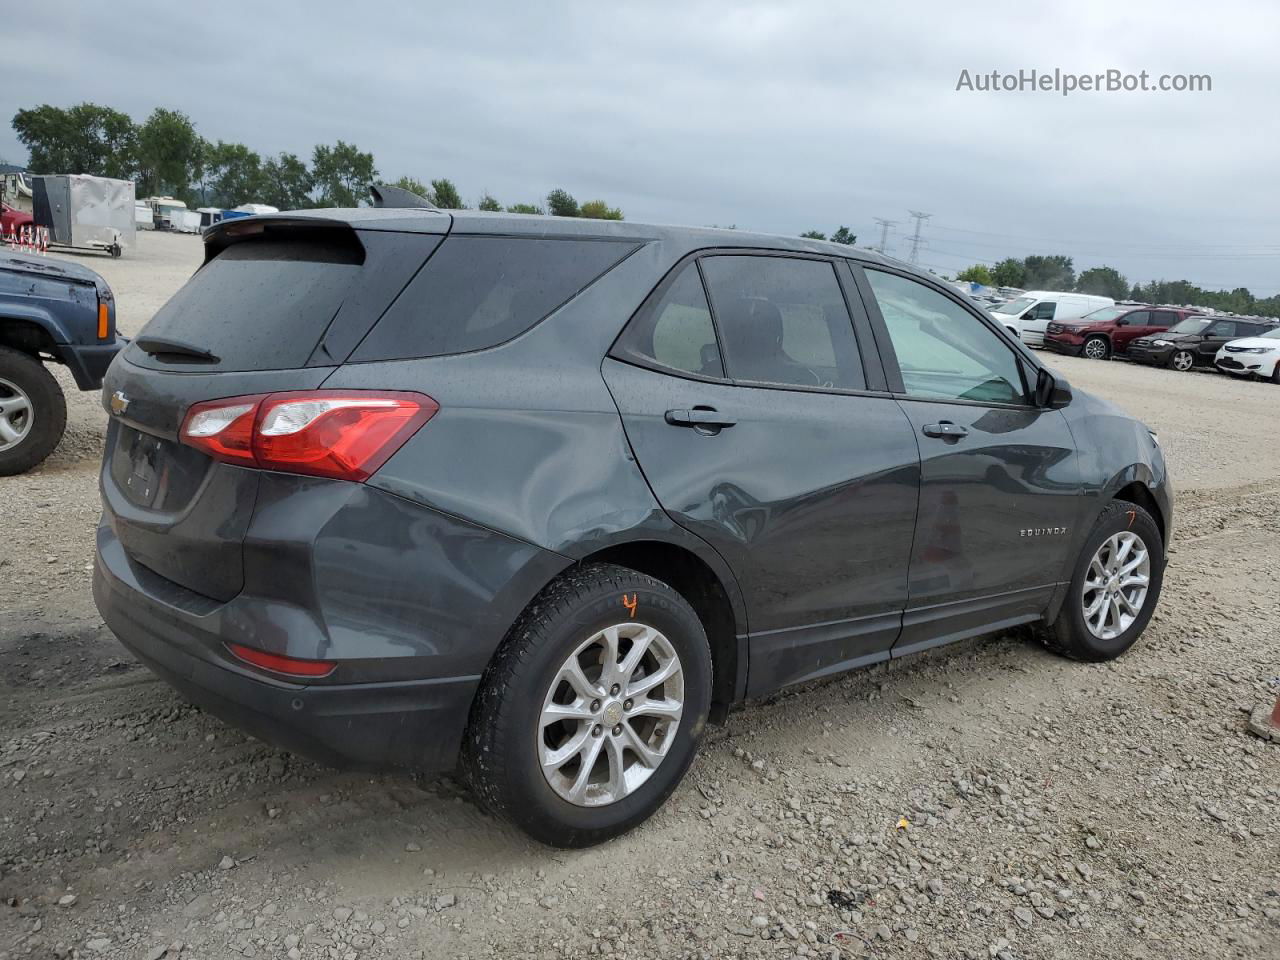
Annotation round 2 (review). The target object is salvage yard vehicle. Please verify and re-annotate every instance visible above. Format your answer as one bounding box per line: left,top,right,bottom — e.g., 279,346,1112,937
1044,304,1199,360
1128,315,1278,371
1215,326,1280,382
988,290,1114,346
0,249,121,474
93,208,1172,847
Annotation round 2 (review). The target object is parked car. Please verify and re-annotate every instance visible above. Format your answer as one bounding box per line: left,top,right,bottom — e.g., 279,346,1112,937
989,291,1115,346
2,201,33,235
93,210,1171,847
0,249,121,474
1044,305,1200,360
1214,326,1280,382
1128,315,1279,371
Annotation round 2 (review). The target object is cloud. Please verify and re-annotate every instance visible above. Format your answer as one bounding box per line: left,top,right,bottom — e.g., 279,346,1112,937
4,0,1277,293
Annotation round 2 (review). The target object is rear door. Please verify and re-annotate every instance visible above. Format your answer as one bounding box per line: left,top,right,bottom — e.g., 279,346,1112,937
604,253,921,694
1114,309,1151,351
853,265,1081,656
101,221,444,601
1197,319,1240,362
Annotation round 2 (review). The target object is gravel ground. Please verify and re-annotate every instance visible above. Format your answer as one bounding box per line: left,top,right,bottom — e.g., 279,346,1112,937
1,232,1277,960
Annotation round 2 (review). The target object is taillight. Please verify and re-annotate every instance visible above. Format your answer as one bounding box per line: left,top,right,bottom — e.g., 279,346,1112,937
180,390,437,481
226,642,335,678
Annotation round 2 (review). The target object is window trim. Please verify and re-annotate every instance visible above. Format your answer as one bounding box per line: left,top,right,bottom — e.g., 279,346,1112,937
849,261,1042,411
607,247,894,399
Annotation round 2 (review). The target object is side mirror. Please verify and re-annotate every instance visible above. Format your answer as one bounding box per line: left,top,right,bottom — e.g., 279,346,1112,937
1035,368,1072,408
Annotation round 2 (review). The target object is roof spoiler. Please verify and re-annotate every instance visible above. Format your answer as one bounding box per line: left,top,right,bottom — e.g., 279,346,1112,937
368,183,438,210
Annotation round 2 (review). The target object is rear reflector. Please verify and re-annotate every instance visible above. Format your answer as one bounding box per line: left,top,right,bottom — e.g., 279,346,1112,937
180,390,438,482
227,642,336,678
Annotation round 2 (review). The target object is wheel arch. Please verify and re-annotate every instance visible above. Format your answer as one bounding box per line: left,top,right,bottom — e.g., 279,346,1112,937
0,317,61,360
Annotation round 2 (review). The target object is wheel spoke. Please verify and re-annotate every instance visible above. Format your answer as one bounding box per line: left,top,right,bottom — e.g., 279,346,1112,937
603,735,628,801
628,697,682,722
616,626,657,683
540,701,594,726
567,735,606,803
558,657,602,701
542,725,592,771
598,625,622,687
619,721,662,768
1117,572,1149,590
0,395,29,416
1108,595,1124,630
626,657,679,699
0,418,19,443
1083,592,1106,620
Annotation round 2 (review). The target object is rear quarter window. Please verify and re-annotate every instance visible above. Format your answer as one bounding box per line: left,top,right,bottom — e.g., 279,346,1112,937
351,236,638,361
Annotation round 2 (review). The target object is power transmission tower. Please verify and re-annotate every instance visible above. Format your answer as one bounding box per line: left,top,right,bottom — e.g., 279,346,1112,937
906,210,932,265
873,218,897,255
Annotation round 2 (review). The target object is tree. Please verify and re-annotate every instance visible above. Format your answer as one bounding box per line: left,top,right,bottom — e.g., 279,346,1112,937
956,264,994,285
1075,265,1129,300
830,226,857,245
13,103,137,179
800,230,826,240
990,258,1027,288
1022,255,1075,291
390,175,431,200
202,141,264,208
261,153,313,210
477,193,502,212
136,108,201,201
578,199,623,220
311,140,377,207
429,178,462,209
546,188,578,217
506,202,544,215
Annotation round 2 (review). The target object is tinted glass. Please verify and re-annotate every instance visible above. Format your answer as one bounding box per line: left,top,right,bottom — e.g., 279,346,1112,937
1082,306,1125,322
1149,310,1177,325
1123,310,1151,325
865,269,1026,405
1205,320,1238,337
612,264,724,378
353,236,637,361
130,233,364,372
700,256,864,390
1168,317,1212,334
994,297,1034,315
1032,301,1057,320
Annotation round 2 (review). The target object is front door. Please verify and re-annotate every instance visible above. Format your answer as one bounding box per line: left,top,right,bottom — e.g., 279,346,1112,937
604,254,920,694
1114,309,1151,352
854,266,1082,656
1198,319,1241,363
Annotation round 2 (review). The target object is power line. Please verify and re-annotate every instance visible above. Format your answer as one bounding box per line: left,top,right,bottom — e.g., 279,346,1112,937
907,211,931,265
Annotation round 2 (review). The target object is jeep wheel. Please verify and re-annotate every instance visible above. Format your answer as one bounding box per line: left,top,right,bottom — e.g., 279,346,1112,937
1082,336,1110,360
463,563,712,847
1043,500,1164,661
1170,349,1195,372
0,347,66,475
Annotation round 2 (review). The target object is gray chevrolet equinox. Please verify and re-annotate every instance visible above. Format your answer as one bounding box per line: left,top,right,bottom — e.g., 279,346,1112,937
94,207,1172,847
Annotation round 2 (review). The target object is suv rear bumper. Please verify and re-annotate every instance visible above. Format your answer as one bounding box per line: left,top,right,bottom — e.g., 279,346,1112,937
94,520,481,772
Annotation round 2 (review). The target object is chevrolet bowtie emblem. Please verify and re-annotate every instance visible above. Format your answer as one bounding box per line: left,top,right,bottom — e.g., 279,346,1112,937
110,390,130,416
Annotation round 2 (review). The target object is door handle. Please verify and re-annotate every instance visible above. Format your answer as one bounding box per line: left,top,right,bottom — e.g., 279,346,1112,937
922,421,967,439
665,408,737,428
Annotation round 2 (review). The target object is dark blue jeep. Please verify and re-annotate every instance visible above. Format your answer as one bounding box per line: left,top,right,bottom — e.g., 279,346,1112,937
0,249,121,473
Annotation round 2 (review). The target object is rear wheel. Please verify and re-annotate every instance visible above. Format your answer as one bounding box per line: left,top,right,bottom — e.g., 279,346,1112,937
1043,500,1163,661
1082,336,1110,360
463,563,712,847
1170,349,1195,372
0,347,66,475
1271,359,1280,384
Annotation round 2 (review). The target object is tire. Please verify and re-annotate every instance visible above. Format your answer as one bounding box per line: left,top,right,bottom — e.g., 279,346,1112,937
462,562,712,847
1044,500,1164,661
1169,350,1195,372
1271,360,1280,385
0,346,66,476
1082,336,1111,360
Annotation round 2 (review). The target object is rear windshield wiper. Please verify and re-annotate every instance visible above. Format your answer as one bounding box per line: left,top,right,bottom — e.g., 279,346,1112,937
134,336,220,363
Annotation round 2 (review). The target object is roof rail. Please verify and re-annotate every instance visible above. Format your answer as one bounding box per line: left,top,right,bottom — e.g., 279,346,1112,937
368,183,438,210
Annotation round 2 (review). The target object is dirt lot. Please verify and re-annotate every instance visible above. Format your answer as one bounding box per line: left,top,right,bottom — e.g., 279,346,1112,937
2,232,1277,960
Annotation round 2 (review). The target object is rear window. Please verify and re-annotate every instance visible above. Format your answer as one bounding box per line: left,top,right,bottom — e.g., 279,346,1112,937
350,236,638,361
129,232,364,372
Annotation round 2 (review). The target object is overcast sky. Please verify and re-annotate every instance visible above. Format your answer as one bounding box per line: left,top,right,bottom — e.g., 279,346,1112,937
4,0,1277,293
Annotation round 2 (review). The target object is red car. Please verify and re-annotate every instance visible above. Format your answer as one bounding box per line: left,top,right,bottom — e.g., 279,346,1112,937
1044,305,1200,360
1,202,34,236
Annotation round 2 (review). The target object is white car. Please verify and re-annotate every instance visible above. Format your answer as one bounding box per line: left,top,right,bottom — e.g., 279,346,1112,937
988,291,1115,346
1215,327,1280,382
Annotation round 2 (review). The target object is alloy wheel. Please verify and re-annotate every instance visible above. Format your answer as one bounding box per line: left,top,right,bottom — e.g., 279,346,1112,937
1171,350,1194,372
0,376,33,452
1081,531,1151,640
538,622,684,807
1083,338,1108,360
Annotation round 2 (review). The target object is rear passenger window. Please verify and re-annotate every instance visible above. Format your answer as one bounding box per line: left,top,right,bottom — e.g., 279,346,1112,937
352,236,637,361
611,264,724,378
1149,311,1176,326
1123,311,1151,325
699,256,865,390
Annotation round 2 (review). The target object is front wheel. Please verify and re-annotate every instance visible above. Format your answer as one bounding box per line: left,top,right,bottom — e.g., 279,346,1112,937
1170,349,1195,372
0,347,67,475
1043,501,1164,661
1082,336,1111,360
463,563,712,847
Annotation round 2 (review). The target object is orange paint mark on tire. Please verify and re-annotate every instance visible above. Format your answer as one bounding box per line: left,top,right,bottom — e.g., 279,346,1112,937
621,593,638,618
